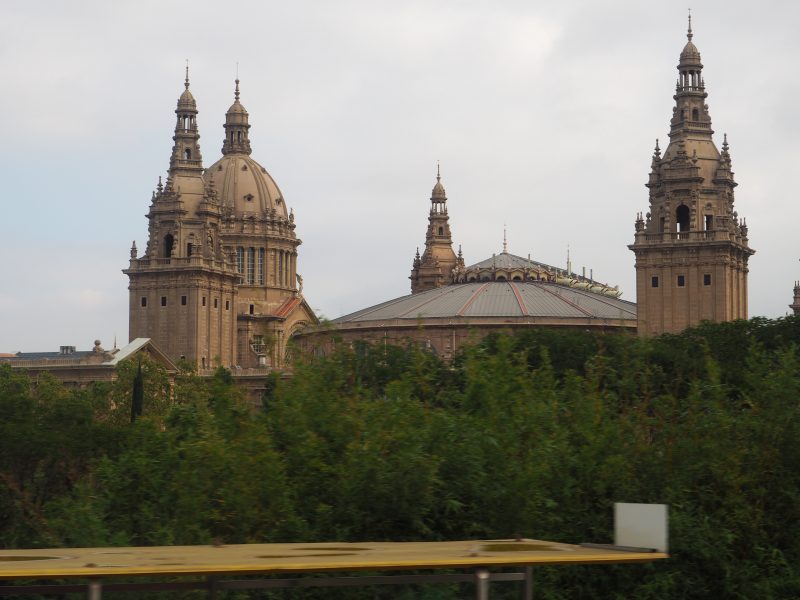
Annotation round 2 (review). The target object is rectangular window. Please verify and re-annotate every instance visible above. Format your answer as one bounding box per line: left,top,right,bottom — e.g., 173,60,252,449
258,248,265,284
181,295,187,306
247,247,255,285
225,300,229,310
141,297,147,307
651,276,659,288
236,247,244,279
677,275,686,287
249,304,255,315
705,215,713,231
161,296,167,306
214,298,218,308
202,296,206,307
704,274,712,286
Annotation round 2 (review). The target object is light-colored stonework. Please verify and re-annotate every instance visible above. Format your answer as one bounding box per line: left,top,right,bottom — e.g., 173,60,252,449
0,339,177,388
629,18,753,336
124,72,316,372
410,166,463,293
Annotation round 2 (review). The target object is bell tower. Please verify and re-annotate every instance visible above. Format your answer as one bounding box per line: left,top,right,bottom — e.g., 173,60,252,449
629,16,754,336
410,166,463,293
124,69,239,369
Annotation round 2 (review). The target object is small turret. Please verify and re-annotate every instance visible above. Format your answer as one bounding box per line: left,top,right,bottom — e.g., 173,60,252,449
169,63,203,175
221,78,252,156
791,281,800,316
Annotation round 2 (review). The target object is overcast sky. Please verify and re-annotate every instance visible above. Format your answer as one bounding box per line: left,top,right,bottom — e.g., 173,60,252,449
1,0,798,352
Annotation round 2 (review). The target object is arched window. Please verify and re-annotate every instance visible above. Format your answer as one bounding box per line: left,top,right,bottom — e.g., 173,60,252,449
676,205,690,233
184,148,192,160
237,131,242,143
163,234,174,258
692,108,699,121
437,226,444,236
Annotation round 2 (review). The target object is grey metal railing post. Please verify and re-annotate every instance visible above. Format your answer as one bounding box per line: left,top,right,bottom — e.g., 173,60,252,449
522,566,533,600
87,580,102,600
475,567,490,600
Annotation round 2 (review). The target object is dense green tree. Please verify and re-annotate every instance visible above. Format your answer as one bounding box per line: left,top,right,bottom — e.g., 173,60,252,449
2,317,800,598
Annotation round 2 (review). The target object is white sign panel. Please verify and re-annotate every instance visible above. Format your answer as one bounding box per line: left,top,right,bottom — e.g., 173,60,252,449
614,502,668,553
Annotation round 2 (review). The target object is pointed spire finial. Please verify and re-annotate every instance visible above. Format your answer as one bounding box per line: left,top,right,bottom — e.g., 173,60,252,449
185,59,190,89
503,224,508,253
687,9,693,42
436,160,441,182
234,78,240,102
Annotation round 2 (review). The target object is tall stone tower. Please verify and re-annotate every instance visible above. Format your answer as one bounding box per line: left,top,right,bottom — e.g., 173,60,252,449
125,72,239,368
410,167,463,293
629,18,754,336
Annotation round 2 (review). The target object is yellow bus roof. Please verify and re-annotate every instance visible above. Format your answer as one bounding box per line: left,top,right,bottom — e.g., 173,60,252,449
0,539,667,579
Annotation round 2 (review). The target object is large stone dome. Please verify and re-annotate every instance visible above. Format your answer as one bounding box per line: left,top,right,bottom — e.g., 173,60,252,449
204,154,288,219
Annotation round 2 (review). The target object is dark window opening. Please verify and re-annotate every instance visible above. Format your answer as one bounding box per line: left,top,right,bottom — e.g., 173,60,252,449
249,304,254,315
651,276,659,288
677,275,686,287
705,214,713,231
202,296,206,307
225,300,229,310
676,205,690,232
187,243,193,256
181,295,187,306
164,234,174,258
184,148,192,160
496,276,506,281
141,297,147,307
692,108,699,121
512,276,522,281
214,298,218,308
161,296,167,306
704,274,712,286
681,109,687,120
237,131,242,143
437,226,444,236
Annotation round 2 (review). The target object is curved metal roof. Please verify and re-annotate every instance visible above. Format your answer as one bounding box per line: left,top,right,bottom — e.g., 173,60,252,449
334,281,636,324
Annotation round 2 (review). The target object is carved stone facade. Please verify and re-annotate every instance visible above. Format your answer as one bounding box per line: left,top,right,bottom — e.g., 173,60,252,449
125,73,316,371
791,283,800,316
410,168,463,293
629,19,754,336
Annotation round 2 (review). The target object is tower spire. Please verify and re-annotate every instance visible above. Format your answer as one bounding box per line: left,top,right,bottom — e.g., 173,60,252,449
687,9,692,41
169,64,203,174
410,169,458,293
221,74,252,155
502,225,508,253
